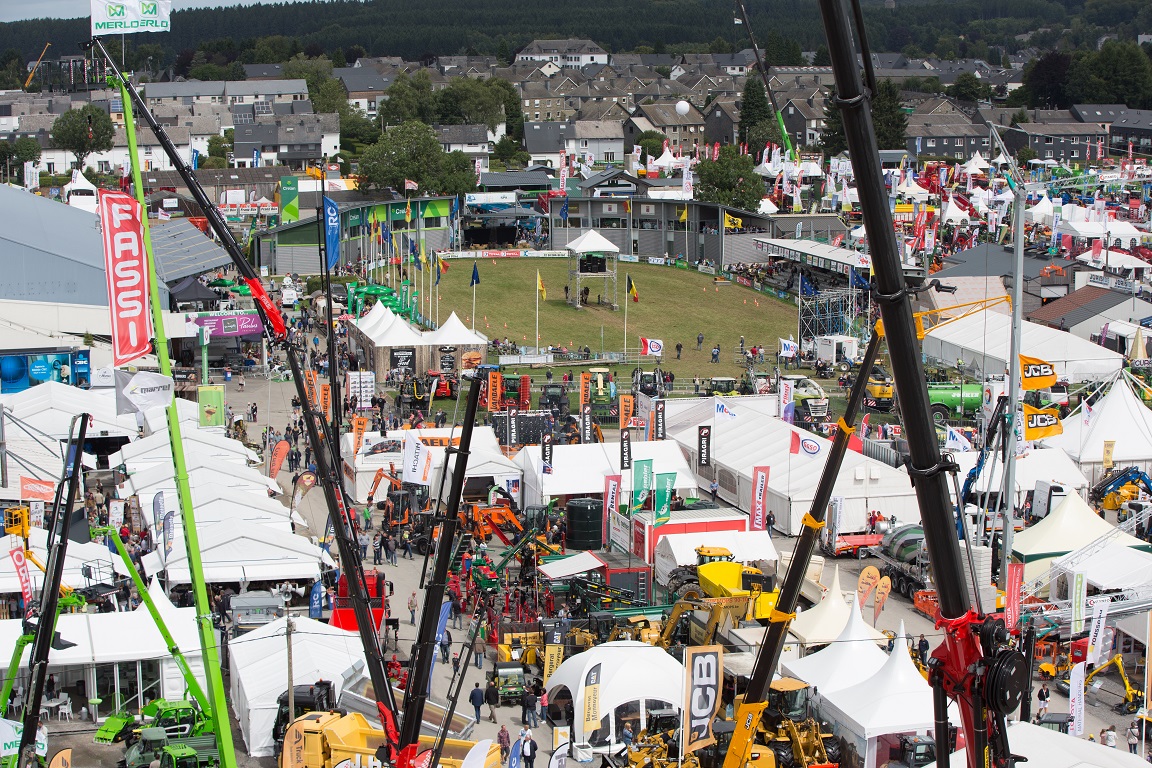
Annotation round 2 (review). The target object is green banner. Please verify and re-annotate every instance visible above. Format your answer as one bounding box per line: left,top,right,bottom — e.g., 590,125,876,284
280,176,299,223
198,385,225,427
632,458,653,512
654,472,676,526
348,210,362,227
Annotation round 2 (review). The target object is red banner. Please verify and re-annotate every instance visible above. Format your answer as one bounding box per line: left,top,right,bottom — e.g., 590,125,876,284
1005,561,1024,629
351,416,369,455
10,544,34,615
20,475,55,502
750,466,770,531
98,190,153,366
268,439,290,478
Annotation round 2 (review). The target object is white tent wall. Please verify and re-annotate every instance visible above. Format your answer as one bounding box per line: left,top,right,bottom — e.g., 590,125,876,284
948,447,1088,507
1043,380,1152,482
653,530,778,585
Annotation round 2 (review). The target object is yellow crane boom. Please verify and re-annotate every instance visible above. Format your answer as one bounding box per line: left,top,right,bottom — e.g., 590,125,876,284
24,43,51,90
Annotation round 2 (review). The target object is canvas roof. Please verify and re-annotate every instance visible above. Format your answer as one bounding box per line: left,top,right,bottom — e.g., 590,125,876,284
949,448,1088,506
355,301,394,337
514,439,696,505
538,551,606,579
781,596,888,694
112,429,258,467
1011,492,1150,569
1043,380,1152,471
653,530,778,585
368,313,427,347
933,721,1149,768
565,229,620,254
921,309,1124,383
423,312,487,346
0,528,130,594
120,452,279,500
1052,542,1152,591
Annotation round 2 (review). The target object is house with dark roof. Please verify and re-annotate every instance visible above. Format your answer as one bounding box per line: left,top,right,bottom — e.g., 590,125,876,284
572,120,626,165
905,121,990,160
1002,122,1109,164
624,101,706,152
1027,284,1152,341
433,124,491,170
478,170,554,193
516,39,608,68
704,98,741,146
243,63,286,80
1103,109,1152,157
524,122,574,167
334,67,394,115
781,96,826,148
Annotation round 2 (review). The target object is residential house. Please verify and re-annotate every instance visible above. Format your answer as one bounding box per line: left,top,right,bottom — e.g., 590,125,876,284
624,101,706,152
1071,104,1129,132
523,122,574,167
142,80,309,108
781,96,826,148
334,67,394,116
232,113,340,169
704,98,741,146
243,63,286,80
905,121,990,159
516,39,608,68
571,120,626,165
521,82,578,122
433,124,491,171
1099,109,1152,156
767,66,836,91
1002,122,1108,164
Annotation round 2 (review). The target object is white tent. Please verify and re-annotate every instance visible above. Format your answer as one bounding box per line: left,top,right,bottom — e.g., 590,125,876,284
940,198,970,225
141,519,331,585
990,152,1011,166
896,177,929,201
790,567,851,648
962,152,990,173
538,551,606,580
229,616,366,757
0,528,130,595
757,197,779,215
514,439,696,507
650,149,677,169
369,313,427,347
564,229,620,254
933,721,1148,768
112,429,258,468
1043,380,1152,480
1027,194,1054,225
921,309,1124,384
820,627,939,768
545,642,684,752
423,312,487,346
355,301,393,336
782,595,888,695
119,452,280,500
1051,542,1152,592
653,530,778,586
1011,492,1151,583
669,411,920,535
948,448,1089,508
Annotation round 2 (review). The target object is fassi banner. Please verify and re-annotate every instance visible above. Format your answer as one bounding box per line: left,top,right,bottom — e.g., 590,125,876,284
9,545,34,616
750,466,770,531
20,476,55,502
98,190,154,367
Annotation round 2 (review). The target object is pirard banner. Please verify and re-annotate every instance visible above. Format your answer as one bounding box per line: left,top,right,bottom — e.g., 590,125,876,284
579,372,592,407
269,439,290,478
654,472,676,526
697,425,711,467
541,432,553,474
280,718,308,768
543,644,564,685
197,385,225,427
1022,403,1062,441
750,466,769,531
351,416,370,455
583,663,602,732
619,395,634,429
632,459,653,512
873,576,892,623
683,645,723,754
97,190,154,366
1019,354,1058,391
320,384,331,420
1005,562,1024,630
857,565,881,607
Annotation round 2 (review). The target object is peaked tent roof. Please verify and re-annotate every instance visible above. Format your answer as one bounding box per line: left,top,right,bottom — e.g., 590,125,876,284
1044,380,1152,464
1053,542,1152,591
355,301,392,335
169,276,220,304
424,312,487,346
368,313,427,347
1011,491,1150,563
789,566,854,646
781,595,889,694
941,198,970,224
565,229,620,254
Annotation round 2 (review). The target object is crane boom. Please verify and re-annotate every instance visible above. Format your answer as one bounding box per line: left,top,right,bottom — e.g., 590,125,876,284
24,43,50,90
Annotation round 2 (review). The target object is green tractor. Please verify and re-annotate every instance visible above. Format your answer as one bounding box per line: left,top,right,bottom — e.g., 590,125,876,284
96,698,213,746
121,727,219,768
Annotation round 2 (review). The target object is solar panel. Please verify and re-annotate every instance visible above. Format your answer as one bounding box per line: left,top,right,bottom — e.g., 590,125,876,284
253,101,273,116
233,112,254,125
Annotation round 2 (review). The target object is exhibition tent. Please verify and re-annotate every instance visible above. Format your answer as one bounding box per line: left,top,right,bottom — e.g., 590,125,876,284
1043,380,1152,481
355,301,393,336
941,198,970,225
782,596,888,695
120,453,279,500
789,567,887,649
0,381,139,440
670,411,920,535
948,448,1089,508
111,429,258,468
369,313,427,347
1051,542,1152,592
921,309,1124,383
229,616,366,757
0,528,129,595
515,440,696,507
653,530,778,586
565,229,620,254
538,551,607,580
546,642,683,751
1027,194,1054,225
935,721,1148,768
424,312,487,346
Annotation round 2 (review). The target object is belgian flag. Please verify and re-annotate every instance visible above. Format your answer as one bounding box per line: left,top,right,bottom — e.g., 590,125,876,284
627,275,638,303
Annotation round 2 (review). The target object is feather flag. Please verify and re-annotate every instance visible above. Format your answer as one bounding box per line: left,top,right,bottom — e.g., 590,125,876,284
627,275,639,302
537,270,546,301
405,199,412,223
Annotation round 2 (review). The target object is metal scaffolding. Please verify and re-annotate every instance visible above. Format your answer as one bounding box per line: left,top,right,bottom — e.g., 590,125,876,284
797,287,864,343
566,249,619,310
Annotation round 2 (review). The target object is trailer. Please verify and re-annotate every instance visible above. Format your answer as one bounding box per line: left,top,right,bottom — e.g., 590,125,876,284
823,533,883,558
868,546,933,600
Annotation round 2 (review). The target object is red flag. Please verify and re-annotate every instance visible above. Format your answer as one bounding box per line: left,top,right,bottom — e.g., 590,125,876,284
789,431,801,454
97,190,154,366
712,142,720,161
268,439,290,478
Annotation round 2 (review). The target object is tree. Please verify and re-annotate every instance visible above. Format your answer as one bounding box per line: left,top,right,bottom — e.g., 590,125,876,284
1016,147,1037,165
631,130,665,163
486,78,523,140
432,151,480,198
51,105,114,170
738,76,772,145
694,145,762,211
358,121,444,194
493,135,529,167
872,80,908,151
746,121,782,155
380,71,437,127
1072,41,1152,108
819,98,847,156
13,137,41,165
283,53,334,93
437,77,504,130
947,72,989,103
1021,52,1072,109
207,132,231,159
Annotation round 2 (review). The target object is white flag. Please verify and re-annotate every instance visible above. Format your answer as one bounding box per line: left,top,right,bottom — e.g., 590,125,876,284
402,433,434,486
1071,571,1087,634
91,0,172,35
945,426,973,452
1068,661,1086,736
1087,599,1109,664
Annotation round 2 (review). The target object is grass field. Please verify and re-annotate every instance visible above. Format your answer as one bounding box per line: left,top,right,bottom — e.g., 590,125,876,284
407,259,799,382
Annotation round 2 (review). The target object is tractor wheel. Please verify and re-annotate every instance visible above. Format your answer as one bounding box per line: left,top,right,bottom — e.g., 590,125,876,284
415,537,430,556
838,362,851,372
931,404,951,423
822,737,842,764
674,582,703,602
771,741,796,768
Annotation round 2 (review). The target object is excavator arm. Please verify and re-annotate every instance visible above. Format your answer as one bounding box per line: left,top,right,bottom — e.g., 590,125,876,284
366,463,404,504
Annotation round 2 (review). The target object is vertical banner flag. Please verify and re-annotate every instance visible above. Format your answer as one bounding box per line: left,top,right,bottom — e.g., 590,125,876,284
1071,571,1087,634
351,417,369,456
559,151,569,192
108,499,125,529
697,426,711,467
47,748,72,768
583,664,602,732
320,384,332,420
308,580,324,619
507,406,520,445
1005,562,1024,630
153,492,165,542
197,385,225,427
280,719,309,768
683,646,723,754
269,439,291,478
1087,599,1110,664
1069,662,1086,736
654,400,666,440
402,433,434,486
323,196,341,269
632,459,654,511
750,466,770,531
543,644,564,685
1103,440,1116,471
620,428,632,470
603,475,621,540
162,509,175,559
779,379,795,423
654,472,676,526
98,190,154,366
619,394,635,428
28,501,44,529
579,372,591,406
541,432,554,474
1019,355,1057,391
9,545,34,616
580,402,593,444
873,576,893,623
91,0,173,35
829,495,845,545
857,565,881,608
304,369,318,406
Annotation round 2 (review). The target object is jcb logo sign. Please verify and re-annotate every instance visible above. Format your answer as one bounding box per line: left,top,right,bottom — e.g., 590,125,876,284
1027,412,1059,429
1024,363,1054,378
107,4,125,15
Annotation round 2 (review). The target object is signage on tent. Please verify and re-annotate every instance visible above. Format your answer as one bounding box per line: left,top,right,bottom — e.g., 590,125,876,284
619,428,632,470
800,438,820,456
697,426,711,467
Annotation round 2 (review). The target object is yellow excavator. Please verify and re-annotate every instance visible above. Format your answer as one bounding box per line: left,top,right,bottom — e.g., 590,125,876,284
1056,654,1144,714
726,680,839,768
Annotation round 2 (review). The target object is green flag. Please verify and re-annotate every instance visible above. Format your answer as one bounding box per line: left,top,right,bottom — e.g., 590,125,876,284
632,459,653,512
654,472,676,526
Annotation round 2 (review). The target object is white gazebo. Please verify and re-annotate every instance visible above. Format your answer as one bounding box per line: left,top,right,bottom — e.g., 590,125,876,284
781,595,889,697
564,229,620,308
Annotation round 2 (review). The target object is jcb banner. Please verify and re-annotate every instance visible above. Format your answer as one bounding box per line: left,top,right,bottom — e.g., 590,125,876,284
654,399,666,440
1023,403,1062,440
91,0,172,36
583,663,602,732
351,416,369,455
619,428,632,470
98,190,154,366
1019,354,1058,391
619,394,635,429
683,646,723,754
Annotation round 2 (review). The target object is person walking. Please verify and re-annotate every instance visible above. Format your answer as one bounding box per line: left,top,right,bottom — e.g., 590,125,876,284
451,595,463,630
473,632,486,669
485,681,500,723
497,725,511,763
1128,722,1141,754
372,532,383,565
358,529,369,559
521,688,539,727
709,480,719,502
468,682,485,723
408,591,418,625
452,652,461,675
386,534,398,566
917,634,930,665
520,732,538,768
439,630,452,663
696,332,704,351
675,342,683,360
1036,683,1050,717
402,529,414,559
1104,726,1118,749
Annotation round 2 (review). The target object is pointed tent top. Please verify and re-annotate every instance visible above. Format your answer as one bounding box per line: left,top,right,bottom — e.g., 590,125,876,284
789,565,852,646
867,619,926,689
425,312,486,346
1132,328,1148,363
837,588,884,644
991,152,1011,166
828,564,842,601
780,583,889,694
565,229,620,254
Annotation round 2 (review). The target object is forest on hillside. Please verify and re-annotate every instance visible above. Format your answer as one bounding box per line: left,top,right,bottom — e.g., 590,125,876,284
0,0,1148,70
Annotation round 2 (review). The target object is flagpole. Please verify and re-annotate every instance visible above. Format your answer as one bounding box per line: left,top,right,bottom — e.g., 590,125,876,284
536,272,540,355
623,274,629,360
472,263,477,331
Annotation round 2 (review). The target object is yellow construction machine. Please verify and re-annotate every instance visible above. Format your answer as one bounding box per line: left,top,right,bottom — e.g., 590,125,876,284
726,679,839,768
1055,654,1144,714
675,560,778,622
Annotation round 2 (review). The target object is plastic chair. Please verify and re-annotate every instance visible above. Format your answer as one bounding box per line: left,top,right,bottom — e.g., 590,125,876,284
58,693,73,720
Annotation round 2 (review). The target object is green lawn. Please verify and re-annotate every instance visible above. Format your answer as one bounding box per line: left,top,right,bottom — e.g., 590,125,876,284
410,259,798,382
